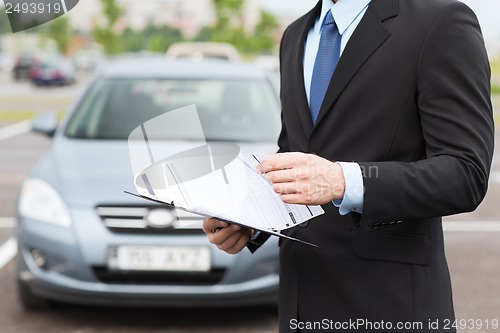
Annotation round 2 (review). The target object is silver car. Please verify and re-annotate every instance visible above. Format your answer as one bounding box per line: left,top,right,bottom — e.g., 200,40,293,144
15,59,281,308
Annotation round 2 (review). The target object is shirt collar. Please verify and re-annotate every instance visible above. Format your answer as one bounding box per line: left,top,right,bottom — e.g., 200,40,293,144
318,0,372,35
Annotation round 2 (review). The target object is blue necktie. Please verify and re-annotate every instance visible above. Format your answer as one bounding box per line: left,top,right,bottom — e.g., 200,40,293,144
310,10,341,124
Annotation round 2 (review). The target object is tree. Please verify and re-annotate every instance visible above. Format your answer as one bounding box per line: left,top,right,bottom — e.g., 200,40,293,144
211,0,245,45
44,16,72,54
121,27,144,52
213,0,245,24
92,0,123,55
121,24,184,53
195,1,280,55
247,10,279,53
194,27,214,42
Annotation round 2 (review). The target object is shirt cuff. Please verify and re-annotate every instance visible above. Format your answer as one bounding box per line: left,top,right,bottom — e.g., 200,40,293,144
332,162,364,215
250,230,261,240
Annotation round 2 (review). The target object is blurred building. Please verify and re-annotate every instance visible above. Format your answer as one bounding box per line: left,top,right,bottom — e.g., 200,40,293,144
67,0,261,38
67,0,102,33
117,0,216,37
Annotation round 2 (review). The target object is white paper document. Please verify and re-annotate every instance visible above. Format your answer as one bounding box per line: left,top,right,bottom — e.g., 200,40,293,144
131,148,324,246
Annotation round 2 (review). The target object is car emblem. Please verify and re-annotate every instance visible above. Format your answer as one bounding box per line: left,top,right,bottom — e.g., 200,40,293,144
144,209,175,228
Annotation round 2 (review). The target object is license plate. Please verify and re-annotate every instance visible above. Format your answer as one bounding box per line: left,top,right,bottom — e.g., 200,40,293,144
108,245,211,272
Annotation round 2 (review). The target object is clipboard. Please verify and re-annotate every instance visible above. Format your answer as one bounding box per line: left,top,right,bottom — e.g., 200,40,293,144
124,191,319,248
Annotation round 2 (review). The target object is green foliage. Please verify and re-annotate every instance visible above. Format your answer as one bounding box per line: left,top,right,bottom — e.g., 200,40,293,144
147,35,166,53
492,84,500,95
92,0,123,55
210,0,243,43
121,25,183,53
101,0,122,26
0,110,65,121
194,27,214,42
490,60,500,76
43,16,71,54
121,28,143,53
213,0,245,21
214,0,245,11
248,10,279,53
1,0,279,56
255,10,279,35
195,5,279,55
93,26,121,54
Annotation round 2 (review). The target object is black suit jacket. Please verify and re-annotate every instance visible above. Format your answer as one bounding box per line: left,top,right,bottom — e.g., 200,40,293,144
252,0,494,332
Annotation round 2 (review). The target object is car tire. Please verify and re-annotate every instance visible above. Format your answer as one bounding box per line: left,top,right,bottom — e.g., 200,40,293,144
17,279,52,310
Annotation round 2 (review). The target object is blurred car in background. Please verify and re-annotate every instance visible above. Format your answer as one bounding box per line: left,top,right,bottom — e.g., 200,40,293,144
166,42,241,62
72,49,104,72
29,57,76,86
12,52,35,81
254,54,280,74
0,52,14,72
16,59,281,309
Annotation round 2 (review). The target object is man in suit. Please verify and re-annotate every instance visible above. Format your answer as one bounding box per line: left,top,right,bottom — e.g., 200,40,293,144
203,0,494,331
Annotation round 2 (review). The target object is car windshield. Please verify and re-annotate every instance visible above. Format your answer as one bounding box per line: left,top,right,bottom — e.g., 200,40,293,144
65,78,281,142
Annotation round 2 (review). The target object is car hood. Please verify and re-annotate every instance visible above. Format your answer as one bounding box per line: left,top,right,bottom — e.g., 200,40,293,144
31,138,278,208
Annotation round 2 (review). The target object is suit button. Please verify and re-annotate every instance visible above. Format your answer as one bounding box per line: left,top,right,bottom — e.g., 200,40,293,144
299,221,309,228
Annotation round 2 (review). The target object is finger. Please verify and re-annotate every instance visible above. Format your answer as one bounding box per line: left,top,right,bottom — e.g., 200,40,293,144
217,230,245,252
226,232,251,254
229,224,241,231
202,218,229,230
266,168,304,183
202,218,228,234
208,224,241,245
272,182,301,195
280,193,310,205
257,153,304,174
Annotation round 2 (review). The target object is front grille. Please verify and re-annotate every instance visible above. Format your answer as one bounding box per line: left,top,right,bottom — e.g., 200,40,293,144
96,205,204,234
92,267,225,285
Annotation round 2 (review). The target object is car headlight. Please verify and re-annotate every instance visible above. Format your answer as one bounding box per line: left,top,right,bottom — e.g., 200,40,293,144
19,178,71,227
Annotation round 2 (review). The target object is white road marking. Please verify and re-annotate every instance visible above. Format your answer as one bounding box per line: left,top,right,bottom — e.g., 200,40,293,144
0,238,17,270
443,221,500,232
0,120,32,142
492,172,500,184
0,218,16,228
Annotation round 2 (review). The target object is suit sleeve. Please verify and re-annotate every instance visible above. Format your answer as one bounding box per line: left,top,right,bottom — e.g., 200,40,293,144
357,2,494,226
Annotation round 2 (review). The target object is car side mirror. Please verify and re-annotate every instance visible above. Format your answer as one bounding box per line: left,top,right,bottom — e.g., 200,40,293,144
32,111,58,137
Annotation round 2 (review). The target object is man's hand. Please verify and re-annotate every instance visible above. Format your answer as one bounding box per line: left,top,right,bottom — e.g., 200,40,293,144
202,218,253,254
257,152,345,205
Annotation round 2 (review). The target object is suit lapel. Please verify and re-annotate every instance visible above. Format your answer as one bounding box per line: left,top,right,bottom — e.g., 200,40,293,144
312,0,399,131
288,1,321,137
